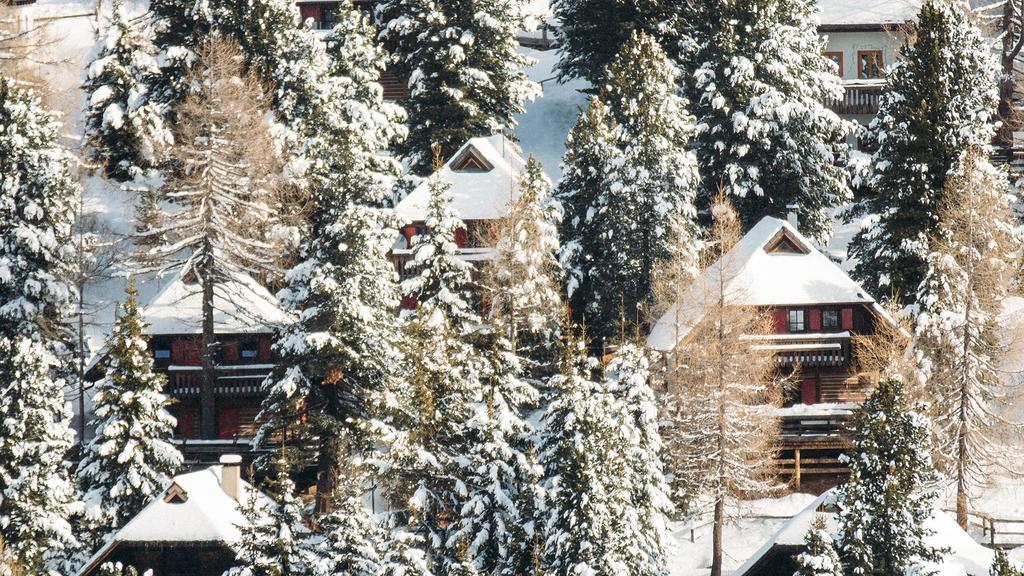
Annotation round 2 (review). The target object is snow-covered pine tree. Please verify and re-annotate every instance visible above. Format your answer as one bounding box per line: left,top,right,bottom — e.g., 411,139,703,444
486,156,563,366
603,342,672,576
375,0,540,174
77,279,182,551
990,547,1022,576
98,561,149,576
138,37,284,440
83,0,171,181
550,0,686,85
312,469,387,576
837,379,945,576
256,0,405,514
913,149,1021,529
538,329,628,575
0,76,80,574
680,0,852,241
557,30,700,343
847,0,1000,300
226,462,312,576
659,197,780,576
793,517,842,576
445,325,541,576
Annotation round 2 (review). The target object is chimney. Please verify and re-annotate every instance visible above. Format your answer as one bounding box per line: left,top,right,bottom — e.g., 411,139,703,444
220,454,242,501
786,204,799,229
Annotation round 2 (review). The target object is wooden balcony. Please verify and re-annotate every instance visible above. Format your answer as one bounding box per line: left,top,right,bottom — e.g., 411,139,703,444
778,412,854,445
745,332,851,368
163,364,273,397
827,81,884,116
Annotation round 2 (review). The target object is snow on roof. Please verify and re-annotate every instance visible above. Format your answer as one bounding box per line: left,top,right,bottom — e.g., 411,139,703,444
732,491,996,576
647,217,882,351
395,135,529,223
143,270,290,335
816,0,922,27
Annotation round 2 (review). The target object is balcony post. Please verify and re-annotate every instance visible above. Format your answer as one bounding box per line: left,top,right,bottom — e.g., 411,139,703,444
794,448,802,491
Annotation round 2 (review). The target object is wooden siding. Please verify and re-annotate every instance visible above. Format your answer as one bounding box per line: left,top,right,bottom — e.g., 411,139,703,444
818,368,870,403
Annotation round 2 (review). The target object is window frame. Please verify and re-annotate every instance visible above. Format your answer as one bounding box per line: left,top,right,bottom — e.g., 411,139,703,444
788,309,806,333
821,308,840,331
857,50,884,79
823,51,844,77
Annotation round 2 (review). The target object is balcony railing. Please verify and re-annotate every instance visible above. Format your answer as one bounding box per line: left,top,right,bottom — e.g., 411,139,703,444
828,81,884,116
743,332,851,367
163,364,273,397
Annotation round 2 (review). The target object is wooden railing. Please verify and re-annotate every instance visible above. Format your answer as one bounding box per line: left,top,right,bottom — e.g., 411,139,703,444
828,83,884,116
779,413,854,440
944,509,1024,547
163,365,273,397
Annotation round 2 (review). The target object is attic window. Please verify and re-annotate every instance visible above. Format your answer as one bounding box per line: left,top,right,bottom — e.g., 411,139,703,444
764,229,810,255
450,145,494,172
163,483,189,504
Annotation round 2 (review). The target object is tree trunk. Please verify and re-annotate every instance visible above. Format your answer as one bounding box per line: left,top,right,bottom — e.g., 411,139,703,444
1000,0,1022,158
711,495,724,576
315,434,344,514
200,267,217,439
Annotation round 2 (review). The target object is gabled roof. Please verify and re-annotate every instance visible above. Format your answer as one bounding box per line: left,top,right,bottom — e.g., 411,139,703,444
395,134,529,223
77,465,270,576
647,216,888,351
144,270,290,335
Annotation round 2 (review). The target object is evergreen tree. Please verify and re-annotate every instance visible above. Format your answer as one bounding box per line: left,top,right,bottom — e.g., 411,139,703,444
680,0,852,241
445,327,541,576
376,0,541,174
914,149,1021,529
77,279,182,551
486,156,563,365
557,31,700,342
990,548,1022,576
83,0,171,180
256,0,405,514
227,463,312,576
313,470,387,576
793,517,842,576
848,0,1000,300
550,0,686,85
0,76,80,574
837,379,945,576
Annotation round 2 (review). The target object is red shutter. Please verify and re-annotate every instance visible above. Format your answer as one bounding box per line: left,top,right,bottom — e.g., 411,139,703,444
298,3,320,26
223,340,240,363
841,308,854,330
401,225,418,248
175,407,199,439
258,338,273,362
801,377,820,405
454,227,469,248
772,309,789,334
218,407,240,439
172,338,202,365
809,309,821,331
401,295,418,310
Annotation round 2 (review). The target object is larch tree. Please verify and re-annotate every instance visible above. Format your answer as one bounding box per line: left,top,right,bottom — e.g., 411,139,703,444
550,0,686,85
0,76,81,574
256,1,406,515
660,197,781,576
485,156,563,368
847,0,1000,301
837,379,945,576
913,149,1022,529
557,30,700,344
793,517,842,576
138,37,284,440
680,0,852,241
77,279,182,552
83,0,171,181
375,0,541,174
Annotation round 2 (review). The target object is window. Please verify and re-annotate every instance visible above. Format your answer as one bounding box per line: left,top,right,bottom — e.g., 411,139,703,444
824,51,844,76
858,50,884,79
788,309,806,332
321,3,340,29
240,341,259,360
822,309,839,330
154,348,171,360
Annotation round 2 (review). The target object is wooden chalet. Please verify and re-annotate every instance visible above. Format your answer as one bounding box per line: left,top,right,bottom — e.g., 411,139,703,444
647,216,901,493
88,272,289,465
390,134,532,307
77,456,260,576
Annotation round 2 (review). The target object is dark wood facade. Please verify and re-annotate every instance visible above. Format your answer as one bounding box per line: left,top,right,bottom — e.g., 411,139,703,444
82,543,236,576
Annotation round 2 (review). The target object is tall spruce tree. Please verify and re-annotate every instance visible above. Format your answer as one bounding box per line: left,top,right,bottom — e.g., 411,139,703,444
375,0,540,174
313,469,388,576
557,30,700,343
914,149,1021,529
847,0,1000,300
837,379,945,576
83,0,171,180
0,76,81,574
256,1,405,514
680,0,852,240
77,279,182,551
550,0,686,85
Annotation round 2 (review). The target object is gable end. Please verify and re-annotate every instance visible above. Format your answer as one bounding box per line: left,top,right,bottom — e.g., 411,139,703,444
451,145,494,172
764,228,810,255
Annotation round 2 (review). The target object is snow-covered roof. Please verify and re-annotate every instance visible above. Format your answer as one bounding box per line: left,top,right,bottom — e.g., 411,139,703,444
143,270,290,335
77,464,268,576
395,135,529,223
647,216,885,351
816,0,922,27
733,491,997,576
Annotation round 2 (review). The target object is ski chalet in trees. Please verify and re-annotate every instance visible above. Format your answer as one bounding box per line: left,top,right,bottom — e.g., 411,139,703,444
88,272,288,464
390,134,529,304
77,456,261,576
647,216,899,493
